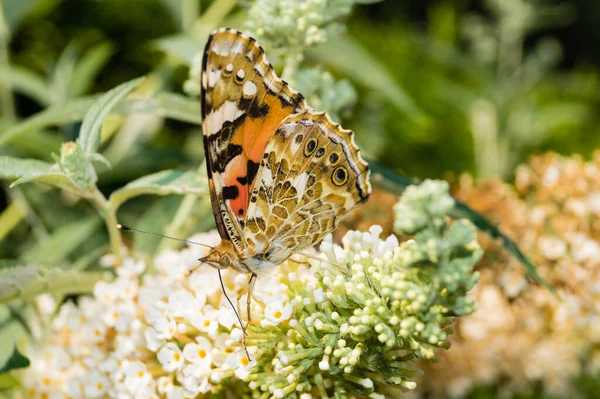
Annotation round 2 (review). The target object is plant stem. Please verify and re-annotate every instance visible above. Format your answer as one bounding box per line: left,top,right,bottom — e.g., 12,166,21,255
89,188,124,265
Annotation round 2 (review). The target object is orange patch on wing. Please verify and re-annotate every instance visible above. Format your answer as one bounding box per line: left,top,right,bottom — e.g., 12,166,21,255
223,155,248,217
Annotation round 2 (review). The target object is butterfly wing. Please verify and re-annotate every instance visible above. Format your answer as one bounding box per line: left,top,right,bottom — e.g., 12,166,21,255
244,111,371,268
201,28,306,251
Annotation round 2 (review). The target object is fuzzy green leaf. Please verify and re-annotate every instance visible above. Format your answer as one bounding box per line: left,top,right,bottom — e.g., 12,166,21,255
0,346,30,374
79,77,144,154
0,65,50,106
307,36,426,122
9,171,78,193
23,216,102,265
0,96,99,147
68,41,115,98
0,155,54,181
0,261,108,305
109,169,208,209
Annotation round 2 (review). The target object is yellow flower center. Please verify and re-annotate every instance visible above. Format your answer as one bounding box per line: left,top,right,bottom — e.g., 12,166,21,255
97,383,103,391
203,320,211,327
137,371,144,378
173,353,181,362
241,357,250,366
198,349,206,358
274,310,282,319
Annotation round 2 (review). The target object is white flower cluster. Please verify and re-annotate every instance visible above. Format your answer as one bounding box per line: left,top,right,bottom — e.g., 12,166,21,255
17,232,259,399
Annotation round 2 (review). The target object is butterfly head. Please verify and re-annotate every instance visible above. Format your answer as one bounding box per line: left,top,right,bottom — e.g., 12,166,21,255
198,240,242,271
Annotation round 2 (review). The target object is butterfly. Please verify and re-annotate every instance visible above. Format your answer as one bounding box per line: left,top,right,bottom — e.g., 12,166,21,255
199,28,371,320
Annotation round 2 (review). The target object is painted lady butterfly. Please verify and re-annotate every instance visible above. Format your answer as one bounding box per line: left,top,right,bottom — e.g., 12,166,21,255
200,28,371,292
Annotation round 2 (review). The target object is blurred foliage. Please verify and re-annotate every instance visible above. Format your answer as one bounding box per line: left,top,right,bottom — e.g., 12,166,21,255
0,0,598,396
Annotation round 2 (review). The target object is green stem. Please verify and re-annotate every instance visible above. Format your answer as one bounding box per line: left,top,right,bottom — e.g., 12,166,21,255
89,188,124,265
0,4,15,121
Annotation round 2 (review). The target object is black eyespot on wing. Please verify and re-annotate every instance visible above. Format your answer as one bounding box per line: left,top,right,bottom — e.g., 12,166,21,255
315,147,325,157
332,166,348,186
329,153,339,164
304,138,317,157
295,134,304,144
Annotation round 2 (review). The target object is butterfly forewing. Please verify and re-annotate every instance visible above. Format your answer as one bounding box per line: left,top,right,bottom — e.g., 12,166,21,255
201,28,370,275
201,28,306,251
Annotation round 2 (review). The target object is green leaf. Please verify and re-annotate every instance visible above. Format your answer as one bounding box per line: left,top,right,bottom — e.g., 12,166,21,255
133,196,183,256
0,202,27,243
79,77,145,154
450,200,557,297
109,169,208,209
0,346,30,374
0,65,50,106
10,171,78,194
307,36,427,123
0,261,108,305
23,216,103,265
0,95,99,147
0,91,201,147
68,41,115,98
369,160,556,296
0,372,21,389
0,155,54,181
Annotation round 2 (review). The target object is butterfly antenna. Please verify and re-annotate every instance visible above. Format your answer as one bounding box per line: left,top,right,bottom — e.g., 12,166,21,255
218,269,251,360
116,224,214,250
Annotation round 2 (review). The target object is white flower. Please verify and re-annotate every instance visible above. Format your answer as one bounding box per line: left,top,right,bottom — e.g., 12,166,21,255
218,305,238,329
82,320,107,343
262,301,293,326
83,371,109,398
189,305,219,337
157,343,184,372
183,336,214,369
156,376,175,395
123,361,152,393
224,350,256,380
144,326,165,351
538,236,566,260
167,289,196,318
117,258,146,278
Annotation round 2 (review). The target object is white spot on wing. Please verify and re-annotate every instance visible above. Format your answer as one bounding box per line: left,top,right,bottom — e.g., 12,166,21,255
254,62,266,77
206,100,238,135
225,63,233,73
237,69,246,80
243,81,257,97
208,69,221,88
231,40,244,54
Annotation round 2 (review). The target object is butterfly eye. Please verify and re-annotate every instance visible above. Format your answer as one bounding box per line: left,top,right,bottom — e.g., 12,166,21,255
315,147,325,157
223,63,234,76
332,166,348,186
304,138,318,156
329,153,339,164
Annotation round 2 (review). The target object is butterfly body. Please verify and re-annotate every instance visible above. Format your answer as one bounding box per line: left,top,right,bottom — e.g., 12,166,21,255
201,28,371,276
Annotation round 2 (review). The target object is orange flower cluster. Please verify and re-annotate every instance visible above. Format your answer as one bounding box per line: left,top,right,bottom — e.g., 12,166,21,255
416,152,600,398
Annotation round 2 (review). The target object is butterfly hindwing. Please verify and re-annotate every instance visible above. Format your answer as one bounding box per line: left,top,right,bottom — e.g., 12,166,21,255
201,28,307,250
243,111,371,268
